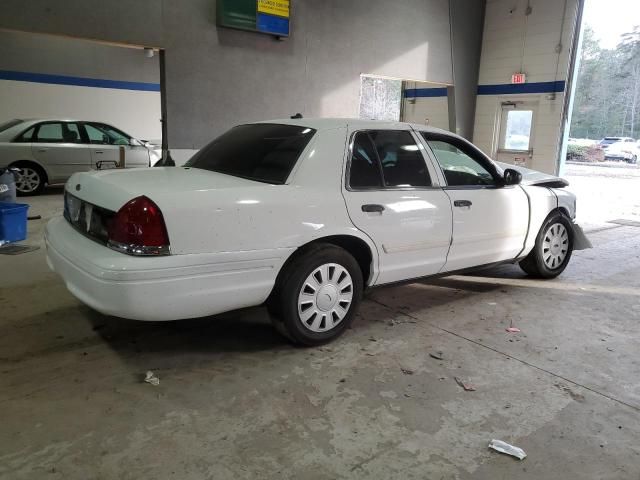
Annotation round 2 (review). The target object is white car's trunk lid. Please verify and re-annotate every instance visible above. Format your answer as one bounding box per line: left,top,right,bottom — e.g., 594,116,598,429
67,167,263,212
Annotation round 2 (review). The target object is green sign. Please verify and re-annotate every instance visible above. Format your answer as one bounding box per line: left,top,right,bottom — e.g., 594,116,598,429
217,0,290,37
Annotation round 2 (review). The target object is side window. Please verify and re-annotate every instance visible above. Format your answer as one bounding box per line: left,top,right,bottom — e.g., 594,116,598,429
369,130,430,187
84,124,109,145
14,127,35,142
94,123,130,145
349,132,383,189
424,137,496,187
34,123,82,143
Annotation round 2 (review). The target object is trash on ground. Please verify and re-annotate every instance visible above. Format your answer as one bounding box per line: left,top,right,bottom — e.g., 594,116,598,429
144,371,160,386
401,368,414,375
505,327,521,333
429,351,444,360
488,439,526,460
487,302,497,306
454,377,476,391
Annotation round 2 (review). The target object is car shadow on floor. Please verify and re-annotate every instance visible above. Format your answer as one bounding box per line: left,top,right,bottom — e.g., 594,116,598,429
85,306,288,358
76,267,514,360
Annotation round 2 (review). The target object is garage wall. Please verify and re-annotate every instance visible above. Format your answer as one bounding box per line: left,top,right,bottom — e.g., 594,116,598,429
0,0,478,164
402,84,450,130
0,31,161,141
472,0,580,174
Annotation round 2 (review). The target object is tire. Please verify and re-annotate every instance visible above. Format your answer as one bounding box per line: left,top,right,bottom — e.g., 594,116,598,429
12,162,46,196
268,243,363,346
519,211,574,278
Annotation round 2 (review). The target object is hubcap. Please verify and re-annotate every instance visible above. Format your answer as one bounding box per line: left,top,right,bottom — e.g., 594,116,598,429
297,263,353,333
15,167,41,193
542,222,569,269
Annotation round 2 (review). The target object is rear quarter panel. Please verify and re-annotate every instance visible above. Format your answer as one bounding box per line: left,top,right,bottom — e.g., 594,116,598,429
151,126,377,267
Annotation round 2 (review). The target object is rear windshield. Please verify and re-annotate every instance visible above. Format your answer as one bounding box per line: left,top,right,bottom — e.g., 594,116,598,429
185,124,316,184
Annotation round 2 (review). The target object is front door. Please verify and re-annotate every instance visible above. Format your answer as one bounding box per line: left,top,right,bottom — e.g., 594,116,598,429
30,121,91,182
341,127,452,285
420,132,529,272
83,123,150,170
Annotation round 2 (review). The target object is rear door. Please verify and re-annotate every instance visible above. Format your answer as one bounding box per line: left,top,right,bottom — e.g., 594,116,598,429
84,122,150,169
342,126,452,285
30,122,91,182
420,132,529,271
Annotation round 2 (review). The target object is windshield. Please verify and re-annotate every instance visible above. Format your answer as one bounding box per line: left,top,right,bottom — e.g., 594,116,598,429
0,119,24,133
185,124,316,184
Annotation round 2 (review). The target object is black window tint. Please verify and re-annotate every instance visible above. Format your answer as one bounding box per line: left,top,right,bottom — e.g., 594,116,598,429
424,136,496,186
369,130,430,187
185,124,315,184
349,132,383,189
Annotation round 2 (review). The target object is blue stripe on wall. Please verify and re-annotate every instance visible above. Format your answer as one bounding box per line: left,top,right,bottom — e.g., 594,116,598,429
477,81,565,95
0,70,161,92
404,87,448,98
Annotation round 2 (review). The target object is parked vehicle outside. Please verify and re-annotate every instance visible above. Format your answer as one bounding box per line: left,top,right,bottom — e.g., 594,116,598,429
598,136,635,151
45,119,590,345
603,140,639,163
0,119,161,195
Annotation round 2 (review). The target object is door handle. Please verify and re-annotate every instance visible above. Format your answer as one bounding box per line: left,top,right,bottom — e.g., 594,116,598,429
362,204,385,213
37,148,48,153
94,150,104,154
454,200,472,208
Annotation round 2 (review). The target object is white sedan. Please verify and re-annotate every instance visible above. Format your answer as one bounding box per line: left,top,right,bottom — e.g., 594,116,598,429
45,119,590,345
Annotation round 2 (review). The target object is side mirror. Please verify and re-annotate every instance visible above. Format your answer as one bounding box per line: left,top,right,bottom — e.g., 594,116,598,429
503,168,522,186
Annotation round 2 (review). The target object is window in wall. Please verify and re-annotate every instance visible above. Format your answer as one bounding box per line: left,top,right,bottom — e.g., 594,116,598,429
426,138,495,186
502,109,533,151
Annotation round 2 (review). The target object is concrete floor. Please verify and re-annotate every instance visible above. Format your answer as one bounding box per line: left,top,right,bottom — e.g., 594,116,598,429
1,168,640,479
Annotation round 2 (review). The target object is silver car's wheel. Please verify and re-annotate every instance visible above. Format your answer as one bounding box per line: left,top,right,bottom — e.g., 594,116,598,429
15,166,43,195
297,263,353,333
542,223,569,269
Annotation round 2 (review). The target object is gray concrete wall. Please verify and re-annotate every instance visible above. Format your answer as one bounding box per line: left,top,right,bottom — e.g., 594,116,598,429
450,0,486,140
0,0,478,150
0,30,159,83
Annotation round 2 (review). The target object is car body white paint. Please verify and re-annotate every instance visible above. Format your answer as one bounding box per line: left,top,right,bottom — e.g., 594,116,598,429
0,119,156,185
46,118,584,321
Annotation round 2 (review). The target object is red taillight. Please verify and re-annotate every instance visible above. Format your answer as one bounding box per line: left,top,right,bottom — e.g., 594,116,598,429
107,196,170,255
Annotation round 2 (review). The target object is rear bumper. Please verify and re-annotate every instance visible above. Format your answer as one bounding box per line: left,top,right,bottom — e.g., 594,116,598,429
45,216,292,321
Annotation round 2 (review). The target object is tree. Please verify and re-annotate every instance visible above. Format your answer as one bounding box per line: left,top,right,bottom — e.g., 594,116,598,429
570,25,640,139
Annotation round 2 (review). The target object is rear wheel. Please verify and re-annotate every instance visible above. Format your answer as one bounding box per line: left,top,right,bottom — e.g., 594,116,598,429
520,212,574,278
12,162,46,196
269,244,363,346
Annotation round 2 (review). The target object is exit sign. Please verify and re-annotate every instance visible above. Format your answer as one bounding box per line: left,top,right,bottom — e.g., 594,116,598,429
511,73,526,84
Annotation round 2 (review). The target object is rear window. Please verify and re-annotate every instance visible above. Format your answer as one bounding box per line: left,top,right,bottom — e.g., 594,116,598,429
185,124,316,184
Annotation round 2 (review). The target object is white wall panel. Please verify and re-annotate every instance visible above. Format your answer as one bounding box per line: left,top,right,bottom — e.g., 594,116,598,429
474,0,580,174
0,81,161,141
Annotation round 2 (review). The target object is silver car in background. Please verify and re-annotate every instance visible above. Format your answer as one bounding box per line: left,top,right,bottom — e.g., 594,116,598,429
0,119,160,195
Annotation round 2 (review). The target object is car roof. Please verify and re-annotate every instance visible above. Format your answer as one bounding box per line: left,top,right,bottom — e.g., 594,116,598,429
254,117,451,134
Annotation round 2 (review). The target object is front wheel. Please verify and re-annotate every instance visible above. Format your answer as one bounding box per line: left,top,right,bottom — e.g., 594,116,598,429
520,212,574,278
269,244,363,346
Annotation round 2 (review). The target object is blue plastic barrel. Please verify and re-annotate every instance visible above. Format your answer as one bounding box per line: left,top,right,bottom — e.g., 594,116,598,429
0,202,29,244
